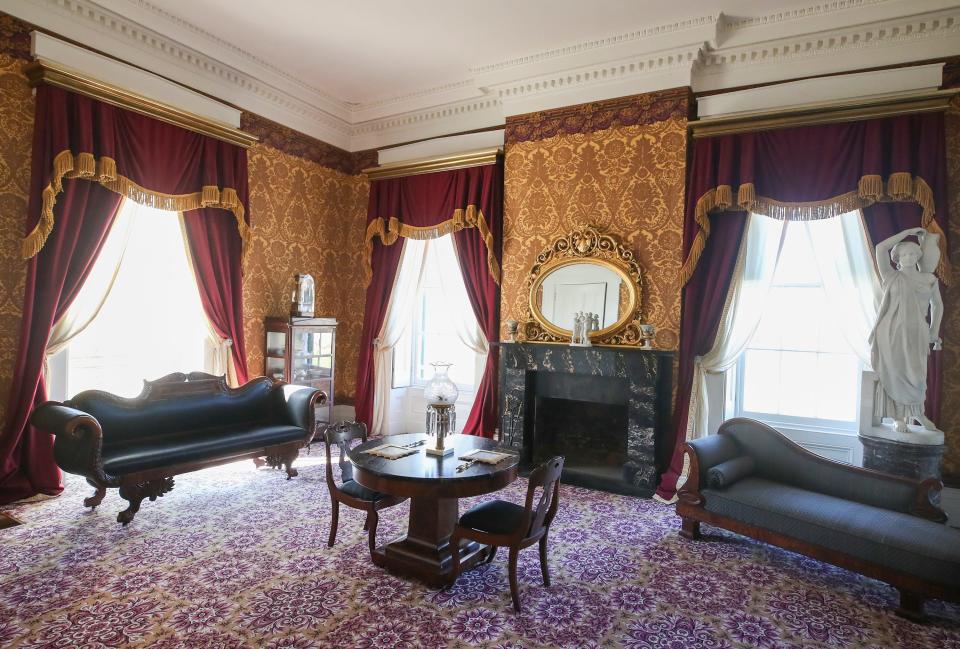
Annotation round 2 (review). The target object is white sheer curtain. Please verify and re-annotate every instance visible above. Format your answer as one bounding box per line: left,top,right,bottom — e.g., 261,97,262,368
437,237,487,387
44,200,136,369
798,211,880,366
687,213,787,441
372,239,428,436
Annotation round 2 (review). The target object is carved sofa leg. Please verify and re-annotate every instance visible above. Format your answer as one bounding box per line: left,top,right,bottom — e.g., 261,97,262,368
266,449,300,479
83,480,106,509
117,477,175,526
895,589,928,623
680,517,701,540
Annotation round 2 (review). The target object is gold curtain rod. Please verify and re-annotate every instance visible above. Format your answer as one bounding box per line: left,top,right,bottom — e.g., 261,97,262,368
25,60,259,149
363,147,502,180
690,88,958,138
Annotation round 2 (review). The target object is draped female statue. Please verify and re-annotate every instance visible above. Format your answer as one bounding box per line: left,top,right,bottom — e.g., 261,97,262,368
869,227,942,434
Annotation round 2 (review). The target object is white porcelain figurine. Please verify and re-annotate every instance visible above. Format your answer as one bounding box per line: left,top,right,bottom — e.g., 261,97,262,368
869,227,943,439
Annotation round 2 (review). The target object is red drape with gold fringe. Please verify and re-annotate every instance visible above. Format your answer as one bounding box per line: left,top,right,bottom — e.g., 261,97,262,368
660,112,949,501
356,163,503,436
0,85,250,504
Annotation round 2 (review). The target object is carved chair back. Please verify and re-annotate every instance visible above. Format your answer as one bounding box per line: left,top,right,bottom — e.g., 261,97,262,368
523,456,564,539
323,421,368,490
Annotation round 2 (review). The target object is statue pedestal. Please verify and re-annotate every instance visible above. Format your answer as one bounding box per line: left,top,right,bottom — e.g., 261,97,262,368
858,369,945,490
859,435,944,503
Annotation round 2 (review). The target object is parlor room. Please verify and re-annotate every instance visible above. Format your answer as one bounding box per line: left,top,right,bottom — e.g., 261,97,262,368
0,1,959,647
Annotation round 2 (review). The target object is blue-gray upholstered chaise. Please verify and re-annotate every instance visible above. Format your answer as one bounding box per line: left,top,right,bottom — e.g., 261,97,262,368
676,417,960,621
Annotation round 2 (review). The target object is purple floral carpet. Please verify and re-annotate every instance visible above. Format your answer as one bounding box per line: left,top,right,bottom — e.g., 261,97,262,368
1,455,958,648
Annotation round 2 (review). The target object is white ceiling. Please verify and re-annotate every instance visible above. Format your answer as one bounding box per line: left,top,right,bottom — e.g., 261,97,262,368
7,0,959,150
103,0,807,105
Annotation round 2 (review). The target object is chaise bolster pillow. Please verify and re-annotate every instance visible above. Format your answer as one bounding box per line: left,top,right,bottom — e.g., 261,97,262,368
707,456,756,489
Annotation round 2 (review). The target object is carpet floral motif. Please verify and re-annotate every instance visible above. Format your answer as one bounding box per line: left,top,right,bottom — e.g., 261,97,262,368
1,456,959,648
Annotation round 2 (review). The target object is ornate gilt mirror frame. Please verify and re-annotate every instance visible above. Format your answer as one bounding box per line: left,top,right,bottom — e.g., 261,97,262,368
519,226,644,346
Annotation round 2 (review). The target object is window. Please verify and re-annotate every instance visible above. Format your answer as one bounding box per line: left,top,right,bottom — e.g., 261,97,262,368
734,221,862,430
393,236,480,391
50,201,214,399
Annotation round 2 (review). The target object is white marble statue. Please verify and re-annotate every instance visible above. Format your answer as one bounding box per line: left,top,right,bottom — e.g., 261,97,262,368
869,227,943,437
591,313,600,332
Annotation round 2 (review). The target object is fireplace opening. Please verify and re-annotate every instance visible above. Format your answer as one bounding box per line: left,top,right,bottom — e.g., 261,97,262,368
533,396,629,490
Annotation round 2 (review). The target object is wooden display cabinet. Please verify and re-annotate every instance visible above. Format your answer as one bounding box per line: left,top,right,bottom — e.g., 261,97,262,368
265,316,336,426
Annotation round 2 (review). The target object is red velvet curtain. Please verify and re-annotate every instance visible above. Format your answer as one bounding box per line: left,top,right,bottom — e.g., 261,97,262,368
0,182,122,503
356,163,503,434
354,241,405,430
453,162,503,437
0,85,249,504
183,208,250,384
660,112,949,500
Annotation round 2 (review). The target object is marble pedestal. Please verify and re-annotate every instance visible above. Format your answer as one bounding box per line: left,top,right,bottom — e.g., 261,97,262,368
859,435,945,502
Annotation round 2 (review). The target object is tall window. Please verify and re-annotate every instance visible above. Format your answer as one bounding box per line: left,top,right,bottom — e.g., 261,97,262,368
393,236,481,390
50,201,213,398
734,221,863,430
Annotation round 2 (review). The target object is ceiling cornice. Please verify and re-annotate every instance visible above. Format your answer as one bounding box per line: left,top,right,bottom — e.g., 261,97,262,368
3,0,958,152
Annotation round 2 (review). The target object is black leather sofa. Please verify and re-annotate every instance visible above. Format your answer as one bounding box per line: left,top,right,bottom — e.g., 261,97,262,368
677,418,960,621
31,372,324,524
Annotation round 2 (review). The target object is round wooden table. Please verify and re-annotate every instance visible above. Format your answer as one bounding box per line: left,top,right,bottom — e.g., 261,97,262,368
349,433,520,587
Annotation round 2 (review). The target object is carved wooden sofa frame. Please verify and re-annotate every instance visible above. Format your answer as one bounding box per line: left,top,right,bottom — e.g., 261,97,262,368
676,418,958,622
31,372,325,524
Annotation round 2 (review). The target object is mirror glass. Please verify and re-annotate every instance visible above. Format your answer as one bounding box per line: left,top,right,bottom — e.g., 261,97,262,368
533,261,630,333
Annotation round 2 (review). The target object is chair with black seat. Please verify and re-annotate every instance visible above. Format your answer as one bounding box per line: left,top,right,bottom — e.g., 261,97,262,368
324,421,406,557
450,456,564,612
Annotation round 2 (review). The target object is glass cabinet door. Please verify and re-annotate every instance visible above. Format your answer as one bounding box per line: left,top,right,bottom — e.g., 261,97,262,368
291,329,334,384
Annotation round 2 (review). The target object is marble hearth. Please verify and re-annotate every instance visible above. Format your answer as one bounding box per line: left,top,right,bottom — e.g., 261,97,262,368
498,342,673,497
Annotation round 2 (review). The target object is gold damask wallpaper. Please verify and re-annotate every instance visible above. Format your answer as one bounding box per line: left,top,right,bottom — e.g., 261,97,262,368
501,99,688,350
0,53,32,432
244,144,369,401
939,95,960,484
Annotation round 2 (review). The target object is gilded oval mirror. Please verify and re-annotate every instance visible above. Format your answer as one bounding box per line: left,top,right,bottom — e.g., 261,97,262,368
520,226,645,346
530,259,636,338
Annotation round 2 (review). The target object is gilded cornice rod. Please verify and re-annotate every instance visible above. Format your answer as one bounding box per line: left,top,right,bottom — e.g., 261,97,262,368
24,60,259,149
363,147,502,180
691,88,958,138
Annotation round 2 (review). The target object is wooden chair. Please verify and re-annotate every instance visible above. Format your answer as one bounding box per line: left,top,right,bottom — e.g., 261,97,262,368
450,456,564,612
323,421,406,557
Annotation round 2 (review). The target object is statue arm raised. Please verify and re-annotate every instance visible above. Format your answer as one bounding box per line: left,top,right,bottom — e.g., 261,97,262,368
874,228,925,282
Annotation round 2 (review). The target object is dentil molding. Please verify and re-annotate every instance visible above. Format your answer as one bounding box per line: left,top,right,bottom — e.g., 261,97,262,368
3,0,959,152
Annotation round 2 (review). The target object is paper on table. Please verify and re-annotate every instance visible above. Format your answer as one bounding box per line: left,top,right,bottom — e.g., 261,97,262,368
363,444,419,460
457,449,514,465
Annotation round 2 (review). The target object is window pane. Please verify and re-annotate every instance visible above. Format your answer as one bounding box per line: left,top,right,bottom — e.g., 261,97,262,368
777,351,819,418
66,202,210,397
741,349,781,414
815,354,859,421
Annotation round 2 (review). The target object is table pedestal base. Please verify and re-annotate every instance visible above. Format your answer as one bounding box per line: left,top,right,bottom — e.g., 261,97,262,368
371,496,489,587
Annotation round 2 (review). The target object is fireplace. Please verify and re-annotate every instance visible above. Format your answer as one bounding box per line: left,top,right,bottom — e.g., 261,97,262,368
498,342,672,496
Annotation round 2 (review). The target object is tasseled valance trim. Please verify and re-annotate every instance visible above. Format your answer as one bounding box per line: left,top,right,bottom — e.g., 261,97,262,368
364,204,500,286
22,150,250,260
679,173,949,286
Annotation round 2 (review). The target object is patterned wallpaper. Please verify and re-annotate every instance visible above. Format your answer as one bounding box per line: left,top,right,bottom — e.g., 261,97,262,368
501,90,689,350
939,95,960,484
0,53,32,432
244,144,369,401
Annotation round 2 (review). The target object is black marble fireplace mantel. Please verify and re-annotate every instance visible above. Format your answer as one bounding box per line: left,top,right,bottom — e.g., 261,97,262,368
497,342,673,497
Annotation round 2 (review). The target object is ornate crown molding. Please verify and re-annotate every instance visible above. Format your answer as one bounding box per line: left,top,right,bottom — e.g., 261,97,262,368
3,0,958,152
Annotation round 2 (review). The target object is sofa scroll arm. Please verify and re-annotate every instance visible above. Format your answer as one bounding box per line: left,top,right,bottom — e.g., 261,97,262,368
30,402,111,484
912,478,947,523
273,384,326,442
676,444,703,507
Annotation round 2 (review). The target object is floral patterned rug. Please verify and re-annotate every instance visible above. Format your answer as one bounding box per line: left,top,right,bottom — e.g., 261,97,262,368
1,454,958,649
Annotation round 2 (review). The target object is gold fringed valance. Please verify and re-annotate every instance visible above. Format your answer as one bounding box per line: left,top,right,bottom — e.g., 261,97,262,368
22,150,251,260
679,173,950,287
364,204,501,286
